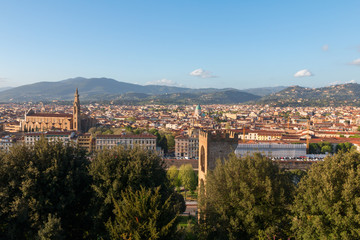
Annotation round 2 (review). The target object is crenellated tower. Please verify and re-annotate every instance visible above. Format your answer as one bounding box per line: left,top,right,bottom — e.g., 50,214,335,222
73,88,81,132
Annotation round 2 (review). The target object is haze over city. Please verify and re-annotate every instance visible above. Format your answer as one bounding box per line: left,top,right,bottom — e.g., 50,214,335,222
1,0,360,89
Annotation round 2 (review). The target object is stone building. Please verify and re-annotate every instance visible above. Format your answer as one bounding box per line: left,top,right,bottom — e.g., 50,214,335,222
21,89,96,133
198,130,238,188
95,134,157,151
175,135,199,159
24,131,75,145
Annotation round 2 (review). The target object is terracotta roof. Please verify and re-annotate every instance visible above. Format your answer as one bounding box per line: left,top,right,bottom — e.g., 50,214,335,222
27,113,72,118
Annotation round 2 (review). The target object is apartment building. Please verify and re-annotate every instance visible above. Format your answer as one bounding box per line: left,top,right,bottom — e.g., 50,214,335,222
175,135,199,159
95,134,157,151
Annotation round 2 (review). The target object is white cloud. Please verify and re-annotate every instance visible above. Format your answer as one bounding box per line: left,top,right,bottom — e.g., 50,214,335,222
322,44,329,51
189,68,217,78
329,79,356,86
350,58,360,66
146,78,178,86
294,69,313,78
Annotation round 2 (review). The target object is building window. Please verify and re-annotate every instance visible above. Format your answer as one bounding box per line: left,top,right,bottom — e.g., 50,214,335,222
200,146,205,172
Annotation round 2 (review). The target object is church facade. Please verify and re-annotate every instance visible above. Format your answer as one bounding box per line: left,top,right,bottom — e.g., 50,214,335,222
21,89,95,133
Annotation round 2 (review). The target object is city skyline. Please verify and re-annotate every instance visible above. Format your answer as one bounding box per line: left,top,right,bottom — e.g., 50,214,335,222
1,1,359,89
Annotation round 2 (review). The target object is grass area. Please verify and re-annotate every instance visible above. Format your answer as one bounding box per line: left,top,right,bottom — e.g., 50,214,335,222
177,215,197,240
179,189,198,201
177,215,196,228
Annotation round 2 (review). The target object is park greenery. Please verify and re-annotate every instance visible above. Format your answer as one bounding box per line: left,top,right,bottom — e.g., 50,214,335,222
308,141,355,154
2,138,360,239
167,164,197,199
198,153,295,239
0,139,184,240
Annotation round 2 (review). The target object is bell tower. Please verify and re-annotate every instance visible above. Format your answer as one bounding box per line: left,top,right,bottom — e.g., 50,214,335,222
73,88,81,132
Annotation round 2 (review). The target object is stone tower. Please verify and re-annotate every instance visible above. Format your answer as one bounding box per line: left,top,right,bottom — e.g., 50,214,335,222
198,130,238,189
73,88,81,132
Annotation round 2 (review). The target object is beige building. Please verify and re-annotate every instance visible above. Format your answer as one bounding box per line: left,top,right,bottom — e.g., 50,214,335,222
77,133,95,152
24,131,75,145
175,135,199,159
21,89,95,133
95,134,157,151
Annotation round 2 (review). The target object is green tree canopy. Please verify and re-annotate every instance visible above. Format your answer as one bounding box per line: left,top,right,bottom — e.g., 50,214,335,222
336,142,355,153
292,151,360,239
89,146,184,238
199,153,294,240
0,139,92,240
106,186,178,240
179,164,197,195
167,165,181,190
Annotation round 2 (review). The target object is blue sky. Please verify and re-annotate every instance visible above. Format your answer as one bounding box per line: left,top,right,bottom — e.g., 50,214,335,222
0,1,359,89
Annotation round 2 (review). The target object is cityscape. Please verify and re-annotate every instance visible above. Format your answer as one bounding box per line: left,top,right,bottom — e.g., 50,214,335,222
1,1,360,239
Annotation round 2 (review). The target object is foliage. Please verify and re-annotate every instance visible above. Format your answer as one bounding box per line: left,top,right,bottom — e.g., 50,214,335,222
165,134,175,152
292,151,360,239
167,165,181,190
198,153,294,240
179,164,197,197
349,134,360,138
148,128,176,153
106,186,178,240
309,142,333,154
335,142,355,153
89,146,184,238
286,169,307,186
37,214,65,240
0,139,92,240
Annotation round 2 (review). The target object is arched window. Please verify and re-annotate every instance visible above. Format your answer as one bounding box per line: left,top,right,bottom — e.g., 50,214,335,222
200,146,205,172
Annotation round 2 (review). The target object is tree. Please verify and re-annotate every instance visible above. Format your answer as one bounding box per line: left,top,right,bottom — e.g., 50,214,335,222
158,135,168,153
167,165,181,191
165,134,175,152
321,144,332,154
106,186,178,240
89,146,184,238
179,164,197,199
37,214,65,240
198,153,294,240
0,139,92,240
309,143,320,154
292,151,360,239
336,142,355,153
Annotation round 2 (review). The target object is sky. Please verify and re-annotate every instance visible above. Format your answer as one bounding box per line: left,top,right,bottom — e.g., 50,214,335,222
0,0,359,89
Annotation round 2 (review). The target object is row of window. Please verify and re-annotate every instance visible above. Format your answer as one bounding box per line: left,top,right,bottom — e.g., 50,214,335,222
97,139,155,145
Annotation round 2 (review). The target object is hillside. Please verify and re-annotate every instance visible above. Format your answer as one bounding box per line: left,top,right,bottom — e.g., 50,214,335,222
0,77,195,102
243,86,287,96
258,83,360,106
0,77,261,104
134,90,261,105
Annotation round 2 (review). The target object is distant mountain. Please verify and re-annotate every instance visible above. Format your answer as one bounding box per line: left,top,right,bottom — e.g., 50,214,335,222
0,77,260,104
243,86,287,96
0,77,193,102
257,83,360,106
135,90,261,105
0,87,13,92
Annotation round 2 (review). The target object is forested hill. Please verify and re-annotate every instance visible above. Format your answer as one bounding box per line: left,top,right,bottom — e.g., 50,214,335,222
0,77,262,104
257,83,360,106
